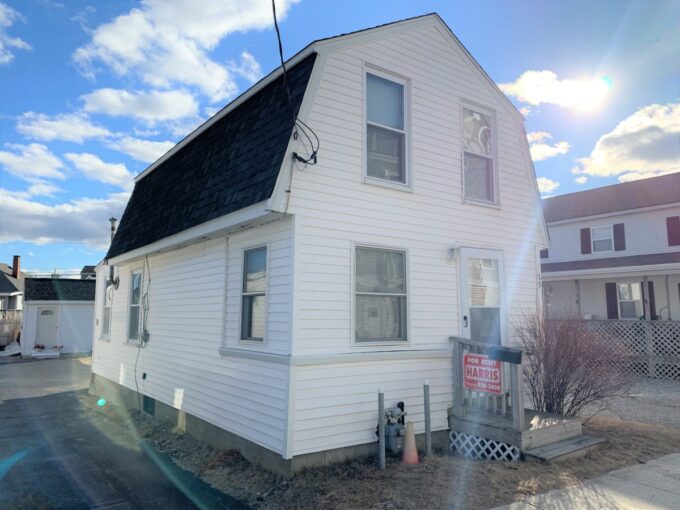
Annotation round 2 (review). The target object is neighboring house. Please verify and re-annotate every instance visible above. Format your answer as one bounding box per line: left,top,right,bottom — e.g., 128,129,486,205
80,265,97,280
91,14,547,473
0,256,24,314
21,278,96,357
541,172,680,321
0,256,24,346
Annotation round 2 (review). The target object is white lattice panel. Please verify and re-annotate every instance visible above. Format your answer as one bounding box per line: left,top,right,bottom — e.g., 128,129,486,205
449,431,520,462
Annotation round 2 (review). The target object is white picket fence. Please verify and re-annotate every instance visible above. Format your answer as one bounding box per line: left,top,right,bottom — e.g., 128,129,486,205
580,320,680,380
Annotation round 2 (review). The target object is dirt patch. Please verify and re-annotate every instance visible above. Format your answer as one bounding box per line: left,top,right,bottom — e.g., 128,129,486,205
120,412,680,510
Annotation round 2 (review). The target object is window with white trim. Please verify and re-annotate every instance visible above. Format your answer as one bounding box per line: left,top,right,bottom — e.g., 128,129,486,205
102,282,112,339
366,71,407,184
592,226,613,252
355,247,407,342
128,270,142,341
462,105,496,203
241,246,267,341
617,283,642,319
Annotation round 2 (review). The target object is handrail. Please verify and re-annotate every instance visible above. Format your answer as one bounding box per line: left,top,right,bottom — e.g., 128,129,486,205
449,336,525,431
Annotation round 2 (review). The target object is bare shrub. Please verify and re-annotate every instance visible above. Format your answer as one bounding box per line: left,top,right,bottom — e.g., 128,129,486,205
516,313,632,417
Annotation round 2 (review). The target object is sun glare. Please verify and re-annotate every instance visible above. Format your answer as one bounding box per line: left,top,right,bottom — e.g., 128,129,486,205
575,76,612,111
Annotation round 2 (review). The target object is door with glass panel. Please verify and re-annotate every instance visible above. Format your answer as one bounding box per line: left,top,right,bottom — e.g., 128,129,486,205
460,249,503,345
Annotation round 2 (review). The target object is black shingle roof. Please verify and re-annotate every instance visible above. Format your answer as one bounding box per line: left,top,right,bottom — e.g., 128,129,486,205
543,172,680,223
106,53,317,259
24,278,96,301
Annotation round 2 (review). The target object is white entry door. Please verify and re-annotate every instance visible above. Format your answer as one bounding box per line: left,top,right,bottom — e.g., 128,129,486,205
459,248,504,345
36,307,59,345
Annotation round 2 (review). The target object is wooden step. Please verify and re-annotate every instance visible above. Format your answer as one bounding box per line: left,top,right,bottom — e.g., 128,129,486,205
524,435,606,462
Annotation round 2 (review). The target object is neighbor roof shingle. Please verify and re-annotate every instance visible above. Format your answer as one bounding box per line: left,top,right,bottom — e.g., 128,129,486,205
0,263,23,294
106,53,317,259
24,278,96,301
543,173,680,223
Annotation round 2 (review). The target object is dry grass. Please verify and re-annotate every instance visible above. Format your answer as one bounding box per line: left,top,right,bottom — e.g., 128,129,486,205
128,414,680,510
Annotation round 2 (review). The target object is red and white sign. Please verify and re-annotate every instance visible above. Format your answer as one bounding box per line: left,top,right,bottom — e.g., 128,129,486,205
463,353,502,394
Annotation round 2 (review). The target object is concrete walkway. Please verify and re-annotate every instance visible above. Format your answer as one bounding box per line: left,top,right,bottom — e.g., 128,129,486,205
497,454,680,510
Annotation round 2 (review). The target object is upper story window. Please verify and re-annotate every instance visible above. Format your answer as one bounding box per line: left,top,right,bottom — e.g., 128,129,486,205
591,226,613,252
366,71,407,185
355,246,407,343
463,105,496,203
128,270,142,342
241,246,267,342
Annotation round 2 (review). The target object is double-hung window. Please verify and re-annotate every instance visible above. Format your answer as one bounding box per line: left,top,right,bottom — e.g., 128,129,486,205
592,226,613,252
128,270,142,342
241,247,267,342
366,71,407,185
102,282,112,339
462,105,496,203
617,283,642,319
355,247,407,342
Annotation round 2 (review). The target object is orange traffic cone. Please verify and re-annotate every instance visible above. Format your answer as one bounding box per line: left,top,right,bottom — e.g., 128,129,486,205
402,421,419,465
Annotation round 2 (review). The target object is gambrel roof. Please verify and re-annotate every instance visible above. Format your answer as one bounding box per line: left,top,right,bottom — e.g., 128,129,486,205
106,53,317,259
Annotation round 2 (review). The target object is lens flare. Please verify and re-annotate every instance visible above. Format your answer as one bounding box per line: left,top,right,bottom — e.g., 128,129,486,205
97,398,106,407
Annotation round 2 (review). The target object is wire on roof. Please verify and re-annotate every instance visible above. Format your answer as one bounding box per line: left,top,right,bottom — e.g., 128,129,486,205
272,0,319,166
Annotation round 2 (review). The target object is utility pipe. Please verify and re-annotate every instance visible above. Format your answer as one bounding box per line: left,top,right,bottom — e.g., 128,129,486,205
378,388,385,470
424,380,432,456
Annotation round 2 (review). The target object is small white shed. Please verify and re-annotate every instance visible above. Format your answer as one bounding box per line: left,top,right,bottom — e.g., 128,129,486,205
21,278,96,357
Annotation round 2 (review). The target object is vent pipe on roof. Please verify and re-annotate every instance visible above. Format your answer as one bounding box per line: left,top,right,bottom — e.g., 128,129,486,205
109,217,118,242
12,255,20,279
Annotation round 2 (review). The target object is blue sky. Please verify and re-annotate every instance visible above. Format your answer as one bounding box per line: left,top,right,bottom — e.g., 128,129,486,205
1,0,678,273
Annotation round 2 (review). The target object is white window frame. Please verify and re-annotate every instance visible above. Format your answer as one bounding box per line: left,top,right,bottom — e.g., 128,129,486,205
363,64,412,190
591,225,613,253
100,277,112,341
617,282,642,320
127,267,143,344
239,244,268,344
461,101,499,206
352,243,410,346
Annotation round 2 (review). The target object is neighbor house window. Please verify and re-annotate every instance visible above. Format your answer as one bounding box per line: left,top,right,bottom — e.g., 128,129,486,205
617,283,642,319
128,270,142,341
366,71,407,184
102,283,112,339
591,226,613,252
241,247,267,341
463,105,496,203
355,247,407,342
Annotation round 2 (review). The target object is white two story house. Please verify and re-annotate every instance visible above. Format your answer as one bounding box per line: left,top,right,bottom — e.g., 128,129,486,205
91,14,547,473
541,173,680,321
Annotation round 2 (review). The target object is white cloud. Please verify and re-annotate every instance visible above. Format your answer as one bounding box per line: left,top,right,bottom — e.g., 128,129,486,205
527,131,551,143
64,153,133,190
107,136,175,163
0,188,129,248
17,112,112,143
526,131,570,162
537,177,560,194
73,0,295,102
228,51,262,83
0,143,64,181
572,102,680,182
0,2,30,65
574,176,588,185
530,141,570,162
81,88,198,122
500,70,611,111
26,181,61,197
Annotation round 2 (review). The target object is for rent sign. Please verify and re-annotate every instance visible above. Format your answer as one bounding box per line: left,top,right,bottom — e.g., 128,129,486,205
463,353,502,394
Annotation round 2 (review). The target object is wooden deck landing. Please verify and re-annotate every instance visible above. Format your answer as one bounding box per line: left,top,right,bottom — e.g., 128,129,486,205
448,407,582,451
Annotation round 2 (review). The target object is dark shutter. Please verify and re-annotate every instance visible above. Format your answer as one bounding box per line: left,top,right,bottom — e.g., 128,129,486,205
613,223,626,251
667,216,680,246
580,228,592,254
648,281,656,320
540,249,548,259
605,282,619,319
641,282,646,320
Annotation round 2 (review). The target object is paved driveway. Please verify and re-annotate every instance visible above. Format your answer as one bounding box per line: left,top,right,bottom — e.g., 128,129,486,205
0,358,247,509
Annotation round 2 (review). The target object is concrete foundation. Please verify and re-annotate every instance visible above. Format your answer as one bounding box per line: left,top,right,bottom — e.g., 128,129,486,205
91,373,449,476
